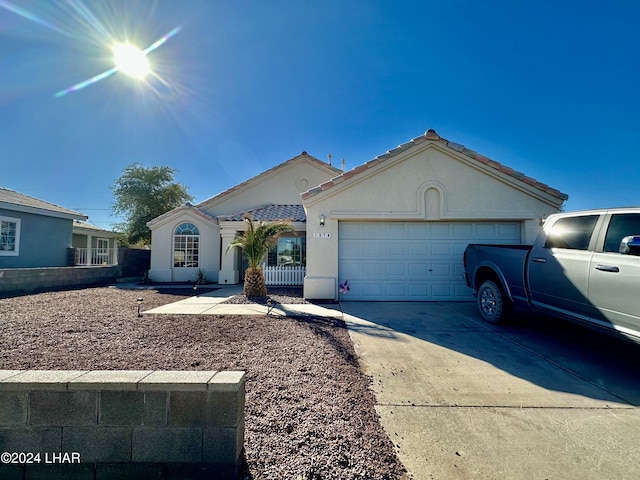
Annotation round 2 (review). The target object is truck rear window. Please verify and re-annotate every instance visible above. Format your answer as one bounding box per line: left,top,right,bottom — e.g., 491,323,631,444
603,213,640,253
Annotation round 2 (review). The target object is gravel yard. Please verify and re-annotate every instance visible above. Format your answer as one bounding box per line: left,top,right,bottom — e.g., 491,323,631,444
0,286,406,479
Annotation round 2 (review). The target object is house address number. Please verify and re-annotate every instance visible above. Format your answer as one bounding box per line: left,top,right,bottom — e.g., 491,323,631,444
313,233,331,238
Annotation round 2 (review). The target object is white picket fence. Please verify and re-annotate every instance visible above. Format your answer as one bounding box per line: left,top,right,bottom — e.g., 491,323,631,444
262,264,305,286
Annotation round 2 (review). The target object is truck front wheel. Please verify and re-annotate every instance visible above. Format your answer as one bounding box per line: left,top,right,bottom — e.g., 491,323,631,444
477,280,512,324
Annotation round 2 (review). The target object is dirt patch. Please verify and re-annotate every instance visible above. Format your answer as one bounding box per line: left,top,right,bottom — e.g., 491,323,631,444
0,287,407,479
222,286,316,305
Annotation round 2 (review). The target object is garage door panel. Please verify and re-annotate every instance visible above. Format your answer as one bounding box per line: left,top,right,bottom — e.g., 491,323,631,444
363,223,385,237
432,284,453,297
386,223,406,237
452,223,473,237
340,222,362,237
431,223,452,237
339,240,361,257
363,243,384,256
407,223,429,237
430,264,452,277
338,221,521,301
408,243,429,256
408,284,429,297
475,223,497,236
386,263,405,276
385,243,405,255
363,284,384,297
340,261,362,277
364,263,383,276
431,243,452,256
498,223,520,237
385,283,406,296
409,263,428,276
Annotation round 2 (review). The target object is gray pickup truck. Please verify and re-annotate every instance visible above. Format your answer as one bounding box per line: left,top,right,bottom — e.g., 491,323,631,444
463,208,640,343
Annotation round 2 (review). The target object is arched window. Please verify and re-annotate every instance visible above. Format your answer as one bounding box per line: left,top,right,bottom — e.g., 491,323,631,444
173,222,200,267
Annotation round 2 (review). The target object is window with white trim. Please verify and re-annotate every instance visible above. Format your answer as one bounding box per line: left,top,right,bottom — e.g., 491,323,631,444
173,222,199,267
0,216,20,256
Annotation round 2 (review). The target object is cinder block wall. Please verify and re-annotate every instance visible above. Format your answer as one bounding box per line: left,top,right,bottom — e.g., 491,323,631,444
0,370,245,479
0,266,118,295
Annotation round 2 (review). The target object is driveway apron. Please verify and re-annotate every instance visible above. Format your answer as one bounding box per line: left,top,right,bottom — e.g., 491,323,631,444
341,301,640,480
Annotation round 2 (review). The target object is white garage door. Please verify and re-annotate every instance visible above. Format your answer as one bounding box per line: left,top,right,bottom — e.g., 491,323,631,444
338,221,521,301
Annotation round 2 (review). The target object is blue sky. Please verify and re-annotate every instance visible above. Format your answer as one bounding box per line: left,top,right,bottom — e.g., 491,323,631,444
1,0,638,229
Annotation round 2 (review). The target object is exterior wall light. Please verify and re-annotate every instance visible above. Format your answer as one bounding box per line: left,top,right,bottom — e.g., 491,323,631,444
319,214,325,227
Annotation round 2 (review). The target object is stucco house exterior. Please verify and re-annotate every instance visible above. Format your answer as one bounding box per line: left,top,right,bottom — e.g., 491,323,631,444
147,129,568,300
0,188,88,268
147,153,341,284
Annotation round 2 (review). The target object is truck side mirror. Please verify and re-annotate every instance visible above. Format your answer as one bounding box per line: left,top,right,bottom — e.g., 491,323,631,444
619,235,640,255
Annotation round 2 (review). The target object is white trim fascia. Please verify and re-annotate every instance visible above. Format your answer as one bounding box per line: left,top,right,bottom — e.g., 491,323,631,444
0,202,87,221
72,226,117,237
147,207,218,230
219,220,307,231
328,210,538,221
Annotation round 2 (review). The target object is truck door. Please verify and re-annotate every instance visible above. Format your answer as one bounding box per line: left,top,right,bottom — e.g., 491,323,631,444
588,213,640,340
527,214,600,320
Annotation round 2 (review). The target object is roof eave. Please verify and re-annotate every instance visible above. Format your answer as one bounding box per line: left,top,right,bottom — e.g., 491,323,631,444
0,201,87,221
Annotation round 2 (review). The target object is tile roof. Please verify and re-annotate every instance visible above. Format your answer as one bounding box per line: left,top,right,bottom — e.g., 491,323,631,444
301,129,569,202
0,187,87,219
196,152,341,209
219,204,306,222
72,220,117,234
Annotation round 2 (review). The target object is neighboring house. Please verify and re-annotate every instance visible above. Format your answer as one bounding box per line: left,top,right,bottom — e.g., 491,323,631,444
72,221,119,266
0,188,87,268
148,130,568,300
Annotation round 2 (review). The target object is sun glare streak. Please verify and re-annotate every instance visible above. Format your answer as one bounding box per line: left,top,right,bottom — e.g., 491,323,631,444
54,67,117,98
65,0,111,40
142,26,182,54
0,0,74,37
1,0,184,99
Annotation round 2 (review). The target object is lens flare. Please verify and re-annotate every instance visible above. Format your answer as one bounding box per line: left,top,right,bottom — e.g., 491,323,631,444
0,0,183,98
113,43,150,79
53,26,181,97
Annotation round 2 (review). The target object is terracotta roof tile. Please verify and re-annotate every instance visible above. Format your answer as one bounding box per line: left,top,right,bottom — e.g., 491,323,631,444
302,129,568,202
219,204,306,222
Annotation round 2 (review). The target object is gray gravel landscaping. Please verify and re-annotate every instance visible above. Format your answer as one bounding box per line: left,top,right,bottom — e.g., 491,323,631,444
0,286,407,479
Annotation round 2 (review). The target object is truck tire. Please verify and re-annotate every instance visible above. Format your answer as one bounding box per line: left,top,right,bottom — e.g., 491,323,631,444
477,280,512,324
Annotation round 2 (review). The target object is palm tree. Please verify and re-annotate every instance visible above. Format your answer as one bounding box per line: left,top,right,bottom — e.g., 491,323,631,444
227,214,293,297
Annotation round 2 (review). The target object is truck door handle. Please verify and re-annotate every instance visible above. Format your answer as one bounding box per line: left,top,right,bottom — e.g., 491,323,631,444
531,257,547,263
595,264,620,273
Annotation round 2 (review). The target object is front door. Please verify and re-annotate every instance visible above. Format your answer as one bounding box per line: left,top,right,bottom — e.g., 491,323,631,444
96,238,109,264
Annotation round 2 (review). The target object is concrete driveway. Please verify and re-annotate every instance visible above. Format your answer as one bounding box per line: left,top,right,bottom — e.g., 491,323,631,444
340,301,640,480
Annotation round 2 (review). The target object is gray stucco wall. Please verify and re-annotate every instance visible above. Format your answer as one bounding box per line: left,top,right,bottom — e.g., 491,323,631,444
0,208,73,268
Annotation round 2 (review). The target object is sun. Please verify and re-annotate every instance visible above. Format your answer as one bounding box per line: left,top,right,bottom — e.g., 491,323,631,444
112,43,150,79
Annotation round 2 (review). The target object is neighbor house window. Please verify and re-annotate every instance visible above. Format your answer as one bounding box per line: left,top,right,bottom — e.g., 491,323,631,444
173,222,199,267
267,236,305,266
0,216,20,256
